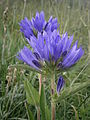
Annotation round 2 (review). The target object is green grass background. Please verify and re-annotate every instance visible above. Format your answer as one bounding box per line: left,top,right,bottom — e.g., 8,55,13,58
0,0,90,120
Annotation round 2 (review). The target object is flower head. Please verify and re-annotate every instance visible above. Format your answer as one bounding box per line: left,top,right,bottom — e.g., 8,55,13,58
19,11,59,39
17,11,84,95
17,30,84,72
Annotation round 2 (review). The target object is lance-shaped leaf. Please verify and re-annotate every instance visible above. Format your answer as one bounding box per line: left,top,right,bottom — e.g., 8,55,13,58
40,84,51,120
24,80,39,107
55,81,90,103
40,84,46,120
45,105,51,120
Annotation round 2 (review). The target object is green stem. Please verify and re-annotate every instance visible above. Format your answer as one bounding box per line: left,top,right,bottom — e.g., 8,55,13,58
51,72,55,120
39,74,42,96
37,74,42,120
37,107,40,120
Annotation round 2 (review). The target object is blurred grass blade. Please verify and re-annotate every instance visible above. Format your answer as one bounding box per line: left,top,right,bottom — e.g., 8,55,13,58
25,103,34,120
24,80,39,107
55,81,90,102
9,64,42,74
40,84,46,120
71,105,79,120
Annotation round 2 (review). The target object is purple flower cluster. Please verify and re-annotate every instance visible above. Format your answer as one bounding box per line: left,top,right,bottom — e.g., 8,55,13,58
17,11,84,95
19,11,59,39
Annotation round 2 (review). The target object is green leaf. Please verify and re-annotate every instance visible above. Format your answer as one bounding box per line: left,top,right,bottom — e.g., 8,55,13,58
40,84,46,120
45,105,51,120
55,81,90,103
24,80,39,107
40,84,51,120
25,103,34,120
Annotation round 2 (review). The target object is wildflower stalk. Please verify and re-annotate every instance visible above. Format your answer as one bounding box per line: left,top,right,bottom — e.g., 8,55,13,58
17,10,84,120
39,74,42,96
51,71,55,120
2,7,8,65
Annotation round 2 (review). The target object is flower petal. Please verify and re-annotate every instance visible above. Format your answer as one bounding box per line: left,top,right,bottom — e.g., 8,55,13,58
17,46,41,70
19,17,33,39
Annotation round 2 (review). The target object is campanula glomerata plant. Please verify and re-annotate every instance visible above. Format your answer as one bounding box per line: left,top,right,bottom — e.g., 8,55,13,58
17,11,84,120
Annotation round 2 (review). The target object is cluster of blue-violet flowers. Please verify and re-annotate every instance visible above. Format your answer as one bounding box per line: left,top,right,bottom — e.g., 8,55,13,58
17,11,84,95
